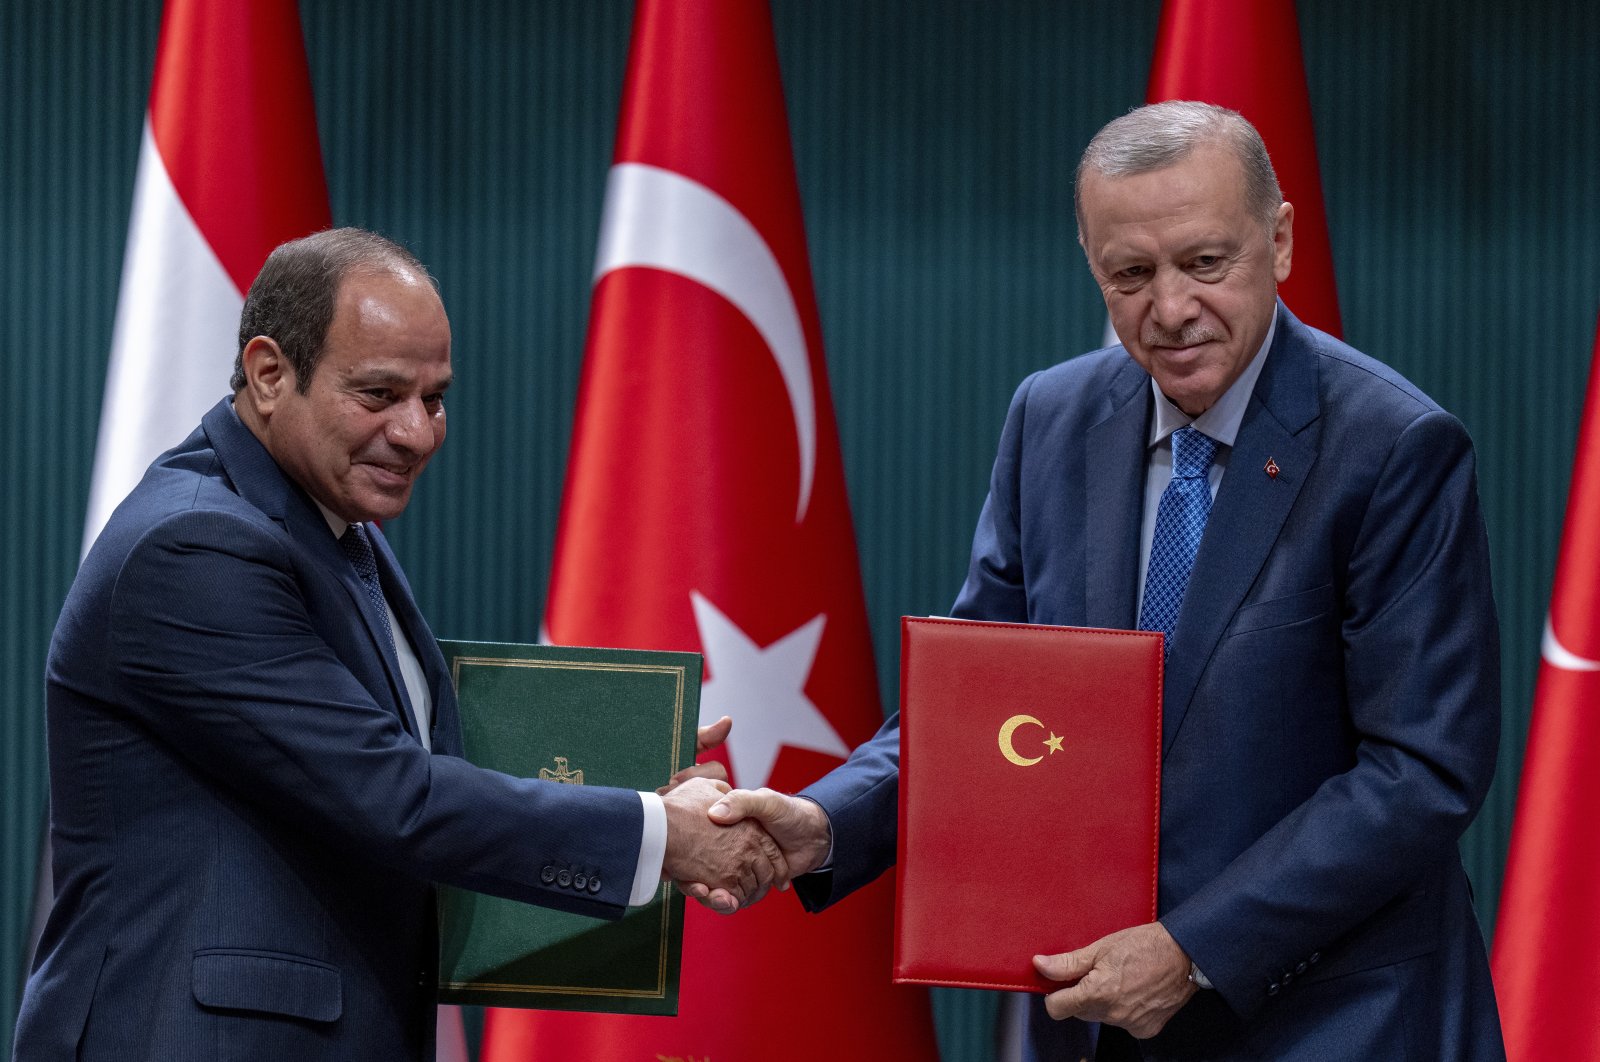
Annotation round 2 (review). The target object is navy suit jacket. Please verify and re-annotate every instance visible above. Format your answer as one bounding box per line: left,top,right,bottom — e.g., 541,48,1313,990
15,399,644,1062
800,308,1505,1060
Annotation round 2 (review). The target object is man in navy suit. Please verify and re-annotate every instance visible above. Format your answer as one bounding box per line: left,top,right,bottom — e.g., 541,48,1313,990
15,229,782,1061
706,103,1505,1059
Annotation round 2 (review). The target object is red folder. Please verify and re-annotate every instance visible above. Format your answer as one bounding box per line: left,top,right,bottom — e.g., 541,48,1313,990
893,616,1163,992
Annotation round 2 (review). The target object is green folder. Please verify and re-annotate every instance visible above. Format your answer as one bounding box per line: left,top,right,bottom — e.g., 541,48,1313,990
436,639,701,1015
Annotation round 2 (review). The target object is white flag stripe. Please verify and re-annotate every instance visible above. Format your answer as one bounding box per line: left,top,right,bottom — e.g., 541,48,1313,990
436,1005,469,1062
84,120,243,551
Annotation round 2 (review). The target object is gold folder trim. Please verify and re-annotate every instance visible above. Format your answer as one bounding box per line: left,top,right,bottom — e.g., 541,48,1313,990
438,883,676,999
450,655,688,778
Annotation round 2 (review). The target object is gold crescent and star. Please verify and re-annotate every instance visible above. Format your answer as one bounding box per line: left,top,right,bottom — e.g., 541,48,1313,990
997,714,1065,767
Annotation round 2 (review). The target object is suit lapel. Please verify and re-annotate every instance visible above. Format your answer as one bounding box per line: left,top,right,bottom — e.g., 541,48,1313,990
202,400,421,742
369,526,458,752
302,522,423,744
1161,308,1322,754
1084,362,1152,630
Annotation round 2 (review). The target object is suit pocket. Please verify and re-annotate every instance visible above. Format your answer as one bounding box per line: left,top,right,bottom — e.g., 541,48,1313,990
192,948,342,1023
1227,583,1336,637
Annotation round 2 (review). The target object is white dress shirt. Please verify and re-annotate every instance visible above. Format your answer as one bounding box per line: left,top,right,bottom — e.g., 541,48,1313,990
1136,313,1278,606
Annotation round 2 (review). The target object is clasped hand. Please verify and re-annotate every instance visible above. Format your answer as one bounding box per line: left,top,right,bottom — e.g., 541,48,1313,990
658,718,833,914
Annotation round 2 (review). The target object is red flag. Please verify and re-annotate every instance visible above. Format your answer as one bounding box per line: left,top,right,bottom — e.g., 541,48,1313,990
82,0,331,545
1493,319,1600,1060
481,0,936,1057
1147,0,1342,336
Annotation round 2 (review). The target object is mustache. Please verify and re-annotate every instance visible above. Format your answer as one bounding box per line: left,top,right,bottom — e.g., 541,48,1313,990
1144,325,1222,348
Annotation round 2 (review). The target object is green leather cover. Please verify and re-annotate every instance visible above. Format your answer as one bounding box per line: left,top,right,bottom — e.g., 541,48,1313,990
436,640,701,1014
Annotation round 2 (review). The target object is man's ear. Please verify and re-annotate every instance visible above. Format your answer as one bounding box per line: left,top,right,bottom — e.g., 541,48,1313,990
1272,201,1295,285
239,335,291,417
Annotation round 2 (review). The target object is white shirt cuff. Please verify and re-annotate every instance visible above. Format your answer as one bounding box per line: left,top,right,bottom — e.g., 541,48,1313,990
629,791,667,906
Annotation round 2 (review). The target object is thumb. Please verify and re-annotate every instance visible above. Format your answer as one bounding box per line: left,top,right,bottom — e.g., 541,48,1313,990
1034,948,1091,984
696,715,733,754
710,787,786,825
709,789,752,824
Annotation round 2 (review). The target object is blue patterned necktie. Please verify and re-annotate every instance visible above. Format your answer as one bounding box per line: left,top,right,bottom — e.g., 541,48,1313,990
338,522,396,655
1138,426,1220,658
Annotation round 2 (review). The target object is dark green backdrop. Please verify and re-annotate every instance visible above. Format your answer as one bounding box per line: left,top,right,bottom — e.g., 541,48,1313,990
5,2,1598,1056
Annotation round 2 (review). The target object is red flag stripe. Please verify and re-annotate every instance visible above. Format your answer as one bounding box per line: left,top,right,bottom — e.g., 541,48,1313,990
148,0,330,294
1493,319,1600,1061
1147,0,1342,336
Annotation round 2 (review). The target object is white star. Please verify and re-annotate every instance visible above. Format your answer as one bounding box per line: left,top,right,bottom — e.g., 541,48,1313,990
690,591,849,789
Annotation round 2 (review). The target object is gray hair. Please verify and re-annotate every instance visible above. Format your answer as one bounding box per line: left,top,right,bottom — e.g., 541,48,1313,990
1075,101,1283,237
231,227,435,393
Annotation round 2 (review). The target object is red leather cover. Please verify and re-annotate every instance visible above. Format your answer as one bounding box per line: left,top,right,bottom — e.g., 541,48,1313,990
894,617,1163,992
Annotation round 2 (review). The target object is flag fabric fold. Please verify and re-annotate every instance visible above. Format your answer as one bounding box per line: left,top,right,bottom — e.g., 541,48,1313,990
1145,0,1341,337
1493,318,1600,1062
481,0,936,1057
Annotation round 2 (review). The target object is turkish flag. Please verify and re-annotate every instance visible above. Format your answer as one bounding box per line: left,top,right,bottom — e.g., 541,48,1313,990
1146,0,1342,336
480,0,936,1057
1493,319,1600,1061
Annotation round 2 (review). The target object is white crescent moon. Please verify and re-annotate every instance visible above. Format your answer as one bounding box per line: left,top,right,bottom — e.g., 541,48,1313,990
592,162,817,523
998,714,1044,767
1542,615,1600,672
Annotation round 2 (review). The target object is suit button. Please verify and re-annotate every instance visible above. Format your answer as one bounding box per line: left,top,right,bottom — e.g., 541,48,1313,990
588,876,602,894
1267,982,1280,997
1309,952,1321,965
540,865,556,884
1295,961,1308,975
574,873,588,891
557,870,573,888
1281,972,1293,987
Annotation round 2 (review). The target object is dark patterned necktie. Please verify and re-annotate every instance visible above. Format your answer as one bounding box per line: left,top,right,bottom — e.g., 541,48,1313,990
1138,426,1220,659
338,522,396,655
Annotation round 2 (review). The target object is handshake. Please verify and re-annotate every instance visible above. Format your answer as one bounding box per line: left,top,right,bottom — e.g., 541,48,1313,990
655,716,832,914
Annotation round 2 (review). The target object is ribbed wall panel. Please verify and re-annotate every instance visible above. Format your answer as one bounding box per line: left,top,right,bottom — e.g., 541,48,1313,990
1,0,160,1037
5,1,1598,1054
1299,0,1600,937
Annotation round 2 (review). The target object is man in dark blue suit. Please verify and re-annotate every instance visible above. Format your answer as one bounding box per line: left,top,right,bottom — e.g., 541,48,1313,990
707,103,1504,1059
15,228,782,1061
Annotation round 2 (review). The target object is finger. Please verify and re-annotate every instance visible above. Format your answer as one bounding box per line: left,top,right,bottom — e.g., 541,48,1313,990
709,787,782,826
735,860,758,905
754,826,790,884
1042,981,1094,1022
696,716,732,754
748,836,779,895
657,761,728,795
704,887,740,914
687,887,737,915
1034,948,1091,985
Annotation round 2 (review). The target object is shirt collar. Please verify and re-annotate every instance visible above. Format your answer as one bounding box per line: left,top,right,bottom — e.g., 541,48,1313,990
315,501,349,539
1147,304,1279,449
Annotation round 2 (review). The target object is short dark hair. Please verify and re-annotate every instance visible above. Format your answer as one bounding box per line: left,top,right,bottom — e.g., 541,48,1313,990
231,228,434,392
1075,101,1283,239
